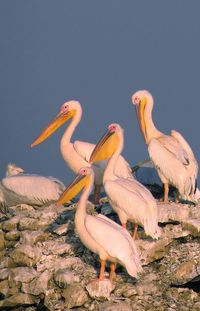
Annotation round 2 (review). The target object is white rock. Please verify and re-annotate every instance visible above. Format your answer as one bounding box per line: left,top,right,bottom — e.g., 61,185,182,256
86,279,115,301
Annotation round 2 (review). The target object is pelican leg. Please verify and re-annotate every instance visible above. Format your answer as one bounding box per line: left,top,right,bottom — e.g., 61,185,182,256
132,224,138,240
109,263,116,282
163,183,169,203
122,223,126,229
94,185,101,205
99,259,106,280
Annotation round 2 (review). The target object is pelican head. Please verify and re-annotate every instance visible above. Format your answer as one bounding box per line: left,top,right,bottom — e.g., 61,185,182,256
31,100,81,147
131,90,154,143
6,163,25,177
90,123,123,163
56,167,93,206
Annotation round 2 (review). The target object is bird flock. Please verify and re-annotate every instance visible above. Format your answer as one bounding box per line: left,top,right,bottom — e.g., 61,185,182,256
1,90,198,283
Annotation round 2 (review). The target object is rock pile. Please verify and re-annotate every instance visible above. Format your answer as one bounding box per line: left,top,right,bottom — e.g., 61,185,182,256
0,199,200,310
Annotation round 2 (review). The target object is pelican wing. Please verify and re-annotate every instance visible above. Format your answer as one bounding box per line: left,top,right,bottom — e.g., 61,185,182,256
148,138,196,197
105,178,160,238
1,174,65,206
114,156,134,180
85,214,142,276
171,130,198,175
157,135,189,166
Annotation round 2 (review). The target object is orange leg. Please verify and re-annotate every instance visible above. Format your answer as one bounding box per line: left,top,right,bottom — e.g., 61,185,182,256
99,259,106,280
109,263,116,282
163,183,169,203
94,185,101,205
132,224,138,240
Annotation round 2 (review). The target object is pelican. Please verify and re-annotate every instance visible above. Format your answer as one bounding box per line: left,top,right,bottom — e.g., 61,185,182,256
0,163,65,209
31,100,132,203
90,124,161,240
57,167,143,282
132,90,198,203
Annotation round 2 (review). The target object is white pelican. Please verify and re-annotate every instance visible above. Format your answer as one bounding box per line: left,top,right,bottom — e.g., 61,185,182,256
132,90,198,203
0,163,65,209
90,124,161,240
31,100,132,203
57,167,143,281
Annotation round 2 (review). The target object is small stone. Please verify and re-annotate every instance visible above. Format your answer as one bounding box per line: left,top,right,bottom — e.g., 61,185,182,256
5,230,20,241
18,217,40,231
0,230,5,251
11,244,42,267
182,219,200,237
54,269,80,288
171,259,200,285
43,240,72,256
20,230,48,245
158,203,190,223
62,284,88,309
98,301,132,311
8,204,35,214
0,268,9,281
22,270,52,295
52,221,71,236
1,293,36,308
162,224,190,239
37,256,83,273
86,279,115,301
9,267,38,284
2,216,20,231
0,280,9,296
136,238,172,265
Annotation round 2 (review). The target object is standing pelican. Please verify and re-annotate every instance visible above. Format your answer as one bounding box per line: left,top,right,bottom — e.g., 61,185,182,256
0,163,65,209
90,124,161,240
132,90,198,203
57,167,143,281
31,101,132,203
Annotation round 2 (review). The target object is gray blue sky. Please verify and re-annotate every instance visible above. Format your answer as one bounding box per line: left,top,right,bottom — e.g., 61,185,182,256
1,1,200,185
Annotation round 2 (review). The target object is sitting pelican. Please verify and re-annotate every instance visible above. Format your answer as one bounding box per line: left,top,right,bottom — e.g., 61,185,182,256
132,90,198,203
31,101,132,203
0,163,65,209
90,124,161,240
57,167,143,282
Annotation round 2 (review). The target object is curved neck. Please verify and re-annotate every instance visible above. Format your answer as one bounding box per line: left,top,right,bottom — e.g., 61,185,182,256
77,175,94,217
61,107,82,146
144,100,162,144
103,131,124,182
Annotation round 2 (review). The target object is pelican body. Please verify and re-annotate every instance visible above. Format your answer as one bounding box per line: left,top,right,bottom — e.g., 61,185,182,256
132,90,198,203
90,124,161,239
0,163,65,209
57,167,143,281
31,101,132,203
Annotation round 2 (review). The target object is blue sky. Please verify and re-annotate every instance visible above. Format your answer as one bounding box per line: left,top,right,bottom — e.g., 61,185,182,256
0,1,200,185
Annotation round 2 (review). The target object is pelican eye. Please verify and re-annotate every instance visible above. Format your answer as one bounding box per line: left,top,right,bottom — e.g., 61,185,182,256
109,125,117,132
134,96,140,104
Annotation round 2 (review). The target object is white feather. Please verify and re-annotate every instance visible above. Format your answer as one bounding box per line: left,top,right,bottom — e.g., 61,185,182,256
105,178,161,239
0,174,65,207
85,213,143,277
148,134,197,199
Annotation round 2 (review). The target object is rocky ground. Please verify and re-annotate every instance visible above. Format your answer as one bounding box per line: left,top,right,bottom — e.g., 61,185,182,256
0,196,200,311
